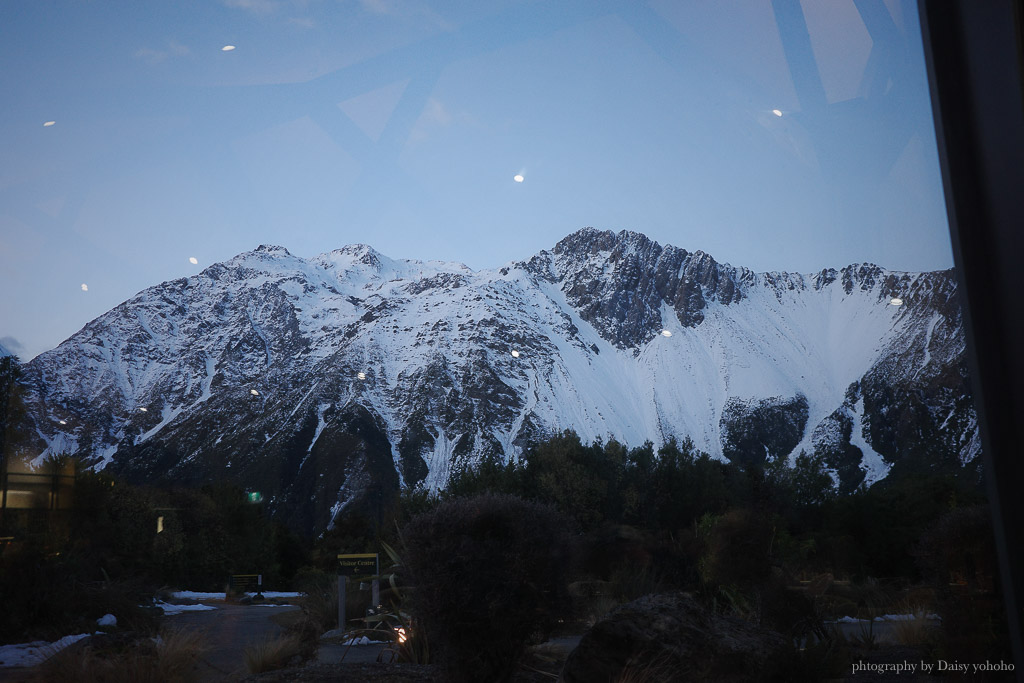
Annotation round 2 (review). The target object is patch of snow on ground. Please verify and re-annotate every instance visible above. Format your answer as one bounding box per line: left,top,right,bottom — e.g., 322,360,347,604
878,613,941,621
156,601,217,615
833,613,941,623
170,591,227,600
0,634,89,668
342,635,389,645
169,591,301,601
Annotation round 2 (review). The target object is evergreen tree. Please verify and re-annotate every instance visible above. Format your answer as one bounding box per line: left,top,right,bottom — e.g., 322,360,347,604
0,355,29,464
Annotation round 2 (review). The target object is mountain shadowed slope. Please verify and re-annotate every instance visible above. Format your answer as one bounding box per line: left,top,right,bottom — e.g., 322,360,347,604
13,228,977,534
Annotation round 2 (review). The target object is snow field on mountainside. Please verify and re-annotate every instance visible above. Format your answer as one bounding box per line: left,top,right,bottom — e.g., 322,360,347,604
23,231,971,514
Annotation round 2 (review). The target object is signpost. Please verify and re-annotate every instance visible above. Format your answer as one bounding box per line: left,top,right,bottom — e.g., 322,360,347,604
337,553,378,578
230,573,264,600
337,553,379,629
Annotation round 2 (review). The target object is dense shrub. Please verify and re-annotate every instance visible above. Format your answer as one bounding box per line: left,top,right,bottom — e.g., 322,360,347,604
917,505,1010,663
0,539,159,642
0,470,307,641
70,476,307,589
698,508,775,592
819,473,983,579
401,493,571,683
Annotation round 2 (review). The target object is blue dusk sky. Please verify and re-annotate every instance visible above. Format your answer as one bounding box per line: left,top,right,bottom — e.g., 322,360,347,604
1,0,952,360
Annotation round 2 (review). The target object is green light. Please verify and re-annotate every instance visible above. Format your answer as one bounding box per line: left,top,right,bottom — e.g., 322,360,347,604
247,491,264,504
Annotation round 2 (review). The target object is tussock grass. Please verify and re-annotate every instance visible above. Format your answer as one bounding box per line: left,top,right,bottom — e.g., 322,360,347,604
890,603,938,647
290,568,340,633
612,653,680,683
156,627,209,675
244,633,305,673
31,627,206,683
581,595,621,628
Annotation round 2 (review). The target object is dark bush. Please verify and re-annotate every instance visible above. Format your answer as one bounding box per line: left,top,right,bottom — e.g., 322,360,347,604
916,504,1011,663
699,509,775,593
400,493,570,683
0,540,159,642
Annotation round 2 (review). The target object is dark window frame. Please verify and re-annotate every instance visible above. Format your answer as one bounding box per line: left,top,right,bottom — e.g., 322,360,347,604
919,0,1024,671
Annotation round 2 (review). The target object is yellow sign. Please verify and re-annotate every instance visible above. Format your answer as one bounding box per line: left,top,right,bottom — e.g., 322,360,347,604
337,553,378,577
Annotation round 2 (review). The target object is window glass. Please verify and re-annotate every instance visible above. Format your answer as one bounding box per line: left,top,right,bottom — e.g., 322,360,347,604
1,1,950,358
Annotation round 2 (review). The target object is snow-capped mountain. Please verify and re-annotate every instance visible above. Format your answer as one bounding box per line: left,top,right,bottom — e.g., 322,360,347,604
15,228,976,533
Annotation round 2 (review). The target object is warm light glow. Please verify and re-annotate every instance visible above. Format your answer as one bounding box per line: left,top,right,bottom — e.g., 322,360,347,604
357,372,366,380
395,627,408,644
139,407,148,413
511,350,520,358
513,174,524,183
59,420,67,425
189,257,198,265
772,109,783,117
890,297,903,306
221,45,236,51
81,283,88,291
43,121,55,127
661,330,672,337
250,389,260,396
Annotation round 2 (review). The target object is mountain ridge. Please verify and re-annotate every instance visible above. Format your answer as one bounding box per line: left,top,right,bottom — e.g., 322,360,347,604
12,228,976,533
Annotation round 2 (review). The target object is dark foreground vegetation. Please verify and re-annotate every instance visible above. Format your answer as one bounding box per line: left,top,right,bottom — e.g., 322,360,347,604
0,468,306,643
0,428,1015,680
383,433,1011,681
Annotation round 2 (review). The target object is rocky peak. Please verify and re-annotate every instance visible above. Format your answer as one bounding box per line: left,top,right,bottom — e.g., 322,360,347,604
528,228,745,348
814,268,839,290
334,243,384,268
210,245,308,286
840,263,885,294
254,244,291,256
551,226,621,256
551,228,665,265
